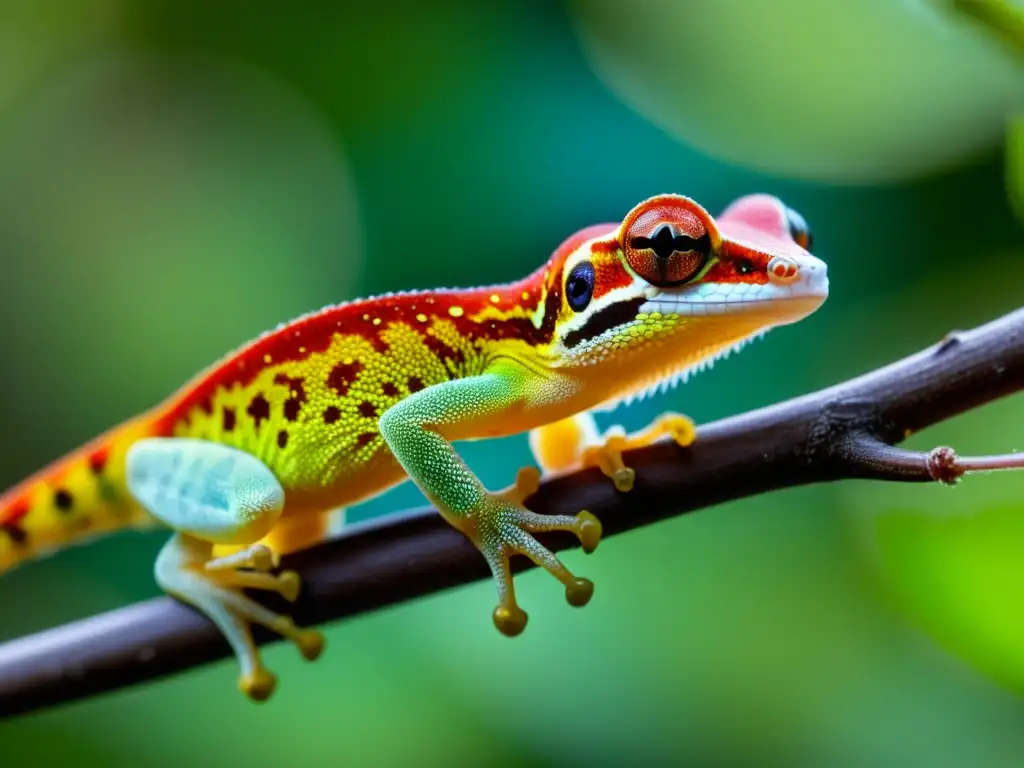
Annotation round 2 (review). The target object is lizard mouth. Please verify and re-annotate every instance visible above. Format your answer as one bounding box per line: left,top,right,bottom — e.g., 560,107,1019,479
644,256,829,320
643,287,827,318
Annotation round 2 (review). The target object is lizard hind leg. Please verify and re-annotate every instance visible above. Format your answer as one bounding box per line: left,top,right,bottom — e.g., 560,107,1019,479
127,437,324,702
530,411,696,493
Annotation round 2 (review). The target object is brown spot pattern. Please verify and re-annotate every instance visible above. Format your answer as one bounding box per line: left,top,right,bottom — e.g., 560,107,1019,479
54,489,74,512
327,361,364,397
247,394,271,431
0,520,27,547
323,406,341,424
356,431,378,449
277,430,289,449
407,377,425,393
423,334,465,376
222,407,237,433
382,382,400,397
274,373,307,422
358,401,377,419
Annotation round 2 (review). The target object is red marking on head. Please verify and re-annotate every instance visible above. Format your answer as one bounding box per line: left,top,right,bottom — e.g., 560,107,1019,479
591,253,635,300
551,223,619,263
702,243,771,284
327,362,364,398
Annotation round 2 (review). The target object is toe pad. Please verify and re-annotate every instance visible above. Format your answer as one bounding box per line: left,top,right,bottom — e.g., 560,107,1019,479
493,605,528,637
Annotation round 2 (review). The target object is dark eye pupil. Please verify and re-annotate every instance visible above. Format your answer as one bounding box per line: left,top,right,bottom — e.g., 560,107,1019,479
736,259,755,275
566,262,595,312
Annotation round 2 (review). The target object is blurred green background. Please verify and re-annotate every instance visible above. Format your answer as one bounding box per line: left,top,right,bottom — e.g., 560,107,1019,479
1,0,1023,765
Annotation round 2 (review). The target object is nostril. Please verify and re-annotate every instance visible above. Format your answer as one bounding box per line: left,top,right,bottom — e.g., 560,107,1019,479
767,255,799,285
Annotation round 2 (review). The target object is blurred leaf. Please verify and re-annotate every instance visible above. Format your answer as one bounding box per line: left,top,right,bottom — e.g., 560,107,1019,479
0,0,122,116
0,50,363,434
567,0,1024,183
839,353,1024,696
951,0,1024,58
829,244,1024,695
874,503,1024,692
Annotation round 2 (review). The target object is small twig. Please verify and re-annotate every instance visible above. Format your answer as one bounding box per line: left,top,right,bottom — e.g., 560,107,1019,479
928,446,1024,481
1,306,1024,720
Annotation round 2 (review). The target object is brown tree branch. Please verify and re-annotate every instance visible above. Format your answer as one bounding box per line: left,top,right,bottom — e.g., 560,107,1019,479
1,307,1024,720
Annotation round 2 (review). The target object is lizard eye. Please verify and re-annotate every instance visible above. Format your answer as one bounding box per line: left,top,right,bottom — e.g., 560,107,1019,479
785,205,813,251
566,261,595,312
623,199,713,287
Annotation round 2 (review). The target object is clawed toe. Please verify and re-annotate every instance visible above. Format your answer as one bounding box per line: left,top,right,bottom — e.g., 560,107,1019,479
277,570,301,602
295,628,325,661
500,466,542,506
575,510,602,554
248,545,279,572
565,577,594,607
664,414,697,447
493,604,528,637
612,467,635,492
240,666,277,702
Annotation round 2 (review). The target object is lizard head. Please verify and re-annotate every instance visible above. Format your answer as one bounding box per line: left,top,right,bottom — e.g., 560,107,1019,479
548,193,828,392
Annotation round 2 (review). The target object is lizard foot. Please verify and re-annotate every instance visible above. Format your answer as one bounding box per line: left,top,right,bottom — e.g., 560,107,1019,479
206,543,279,573
156,533,324,702
469,492,602,637
582,412,696,492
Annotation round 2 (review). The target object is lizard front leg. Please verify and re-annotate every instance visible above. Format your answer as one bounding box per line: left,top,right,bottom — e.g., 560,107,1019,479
530,411,696,492
126,437,324,701
379,370,602,636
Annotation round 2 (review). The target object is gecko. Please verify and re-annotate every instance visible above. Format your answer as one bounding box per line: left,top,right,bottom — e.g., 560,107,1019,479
0,193,828,701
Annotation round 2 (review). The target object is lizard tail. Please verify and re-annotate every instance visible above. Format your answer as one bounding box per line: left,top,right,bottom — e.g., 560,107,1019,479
0,416,159,574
